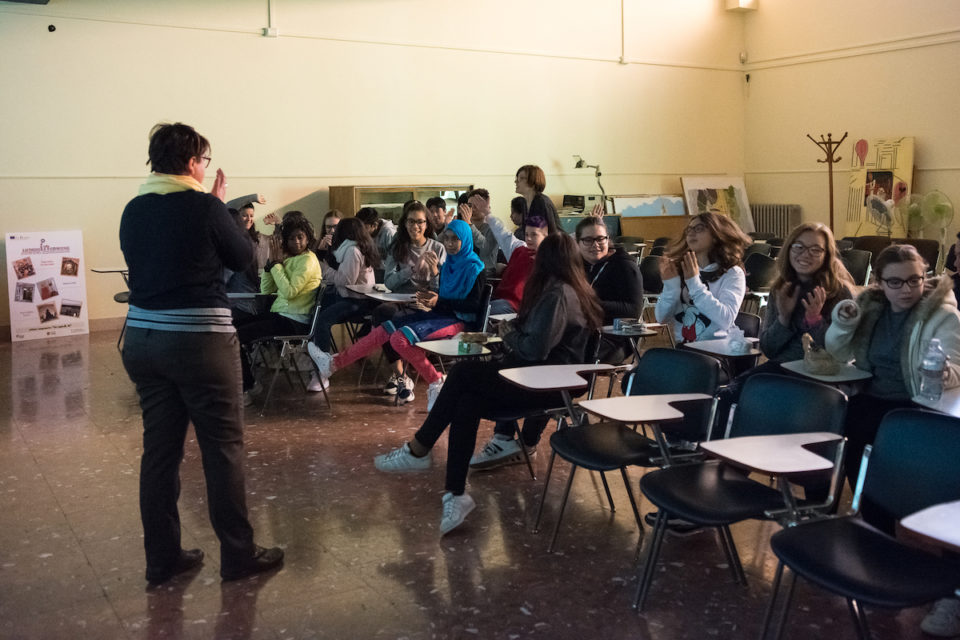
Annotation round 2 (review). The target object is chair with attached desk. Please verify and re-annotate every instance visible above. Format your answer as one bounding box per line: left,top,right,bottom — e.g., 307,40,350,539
760,409,960,640
634,373,848,611
538,348,721,552
248,284,330,415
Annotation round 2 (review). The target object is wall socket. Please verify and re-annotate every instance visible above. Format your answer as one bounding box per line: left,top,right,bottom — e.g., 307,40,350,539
262,27,278,37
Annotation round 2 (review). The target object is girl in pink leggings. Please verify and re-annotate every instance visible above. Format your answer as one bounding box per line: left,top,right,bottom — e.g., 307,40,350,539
309,219,486,406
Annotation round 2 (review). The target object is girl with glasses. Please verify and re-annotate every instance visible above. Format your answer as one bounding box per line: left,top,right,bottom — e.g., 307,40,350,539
827,244,960,484
655,211,752,343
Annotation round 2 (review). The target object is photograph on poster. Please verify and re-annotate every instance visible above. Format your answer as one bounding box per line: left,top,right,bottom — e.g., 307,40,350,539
13,257,36,280
60,257,79,277
15,282,35,303
37,278,59,300
60,299,82,318
37,303,58,323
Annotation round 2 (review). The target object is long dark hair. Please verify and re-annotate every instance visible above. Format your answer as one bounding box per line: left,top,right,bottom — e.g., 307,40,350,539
331,217,381,268
391,201,428,264
666,211,751,275
519,233,603,329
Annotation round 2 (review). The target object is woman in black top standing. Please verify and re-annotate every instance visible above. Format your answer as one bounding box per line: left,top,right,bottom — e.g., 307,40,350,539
515,164,561,233
119,122,283,584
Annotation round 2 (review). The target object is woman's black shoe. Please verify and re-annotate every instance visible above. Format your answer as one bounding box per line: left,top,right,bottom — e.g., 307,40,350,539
145,548,205,585
221,545,284,581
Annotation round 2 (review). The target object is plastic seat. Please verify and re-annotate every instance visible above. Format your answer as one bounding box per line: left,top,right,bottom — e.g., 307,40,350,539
539,348,720,552
840,248,872,286
634,373,848,611
761,409,960,640
744,242,772,258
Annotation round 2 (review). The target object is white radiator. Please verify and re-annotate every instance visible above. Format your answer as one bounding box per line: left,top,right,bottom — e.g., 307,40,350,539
750,204,802,238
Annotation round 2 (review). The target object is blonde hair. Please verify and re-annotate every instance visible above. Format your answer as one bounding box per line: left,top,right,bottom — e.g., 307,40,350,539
772,222,855,299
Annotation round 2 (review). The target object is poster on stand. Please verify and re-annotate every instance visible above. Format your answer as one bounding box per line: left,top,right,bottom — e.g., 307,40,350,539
5,230,89,342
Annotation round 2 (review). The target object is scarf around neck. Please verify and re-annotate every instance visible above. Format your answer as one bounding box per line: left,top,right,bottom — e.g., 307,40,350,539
138,172,207,196
439,220,484,300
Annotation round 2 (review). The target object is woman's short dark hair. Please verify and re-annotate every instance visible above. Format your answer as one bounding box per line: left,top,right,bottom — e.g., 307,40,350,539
146,122,209,175
280,215,317,252
516,165,546,192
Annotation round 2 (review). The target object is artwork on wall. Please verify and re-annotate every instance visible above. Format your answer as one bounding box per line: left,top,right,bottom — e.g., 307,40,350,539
611,195,687,217
680,176,755,232
845,136,914,238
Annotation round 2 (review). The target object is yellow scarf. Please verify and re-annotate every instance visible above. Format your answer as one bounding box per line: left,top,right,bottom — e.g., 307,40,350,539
138,172,207,195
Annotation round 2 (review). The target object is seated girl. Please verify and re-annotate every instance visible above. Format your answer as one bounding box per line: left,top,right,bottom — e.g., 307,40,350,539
655,211,751,344
308,218,379,388
715,222,855,434
371,232,604,535
377,202,447,395
237,216,323,398
308,219,486,407
224,208,263,323
826,244,960,491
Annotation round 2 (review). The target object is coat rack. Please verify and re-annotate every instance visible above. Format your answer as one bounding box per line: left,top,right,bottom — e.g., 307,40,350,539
807,132,848,232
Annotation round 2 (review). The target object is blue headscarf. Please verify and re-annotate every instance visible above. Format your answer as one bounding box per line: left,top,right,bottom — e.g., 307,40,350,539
438,219,484,300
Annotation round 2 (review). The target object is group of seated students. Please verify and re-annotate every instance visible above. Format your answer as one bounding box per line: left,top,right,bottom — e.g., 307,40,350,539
224,175,960,545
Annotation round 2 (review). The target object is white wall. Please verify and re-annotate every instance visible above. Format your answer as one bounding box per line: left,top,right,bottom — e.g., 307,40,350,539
742,0,960,242
0,0,747,329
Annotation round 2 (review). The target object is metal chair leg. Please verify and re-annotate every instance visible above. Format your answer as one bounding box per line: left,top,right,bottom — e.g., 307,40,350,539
771,570,797,640
599,471,616,512
760,561,785,640
634,509,668,611
619,467,644,533
846,598,871,640
547,464,577,553
533,449,558,533
717,525,748,585
513,422,536,480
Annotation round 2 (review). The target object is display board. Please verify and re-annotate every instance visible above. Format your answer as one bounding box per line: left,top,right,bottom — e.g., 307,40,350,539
6,230,89,341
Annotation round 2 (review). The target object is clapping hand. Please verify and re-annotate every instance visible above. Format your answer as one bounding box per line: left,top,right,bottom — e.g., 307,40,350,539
421,250,440,276
659,256,679,280
680,251,700,280
468,194,491,221
212,169,227,201
801,286,827,325
416,290,438,309
263,212,281,226
777,282,800,326
444,208,456,225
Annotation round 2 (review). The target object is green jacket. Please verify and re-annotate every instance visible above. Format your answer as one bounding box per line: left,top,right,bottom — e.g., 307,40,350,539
261,251,323,320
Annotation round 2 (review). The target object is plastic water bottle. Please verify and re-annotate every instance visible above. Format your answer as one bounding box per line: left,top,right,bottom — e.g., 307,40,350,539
918,338,947,402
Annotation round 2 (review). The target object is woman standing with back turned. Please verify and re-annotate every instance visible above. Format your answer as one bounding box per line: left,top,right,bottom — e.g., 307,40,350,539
120,123,283,584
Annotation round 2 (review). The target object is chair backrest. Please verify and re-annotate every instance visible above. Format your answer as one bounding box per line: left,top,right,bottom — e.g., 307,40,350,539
639,256,663,294
649,245,665,257
616,235,644,245
893,238,940,273
836,239,855,251
744,242,772,258
851,235,892,266
768,237,784,247
652,236,671,248
743,253,778,291
839,248,872,286
625,348,721,441
477,282,495,332
731,373,847,439
734,311,761,338
749,231,776,241
858,409,960,534
304,283,328,339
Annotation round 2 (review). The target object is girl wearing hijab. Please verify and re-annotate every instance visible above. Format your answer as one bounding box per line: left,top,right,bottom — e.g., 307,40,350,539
309,220,486,406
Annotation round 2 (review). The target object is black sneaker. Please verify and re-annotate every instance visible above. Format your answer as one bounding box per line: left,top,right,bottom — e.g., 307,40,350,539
644,512,704,536
146,548,204,585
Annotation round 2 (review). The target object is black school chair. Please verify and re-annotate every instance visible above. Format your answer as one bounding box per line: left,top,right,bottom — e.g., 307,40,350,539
761,409,960,640
634,374,848,611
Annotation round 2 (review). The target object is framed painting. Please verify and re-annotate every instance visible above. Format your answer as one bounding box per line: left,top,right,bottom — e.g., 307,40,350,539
844,137,914,238
680,176,755,232
612,195,687,217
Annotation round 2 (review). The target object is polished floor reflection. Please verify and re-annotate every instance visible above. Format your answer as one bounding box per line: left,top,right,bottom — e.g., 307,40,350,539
0,332,932,639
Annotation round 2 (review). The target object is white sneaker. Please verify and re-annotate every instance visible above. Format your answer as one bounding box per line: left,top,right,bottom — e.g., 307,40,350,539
469,435,529,470
440,492,476,535
307,372,329,392
383,373,401,395
397,377,415,404
307,342,335,379
426,375,445,411
374,443,431,472
922,598,960,637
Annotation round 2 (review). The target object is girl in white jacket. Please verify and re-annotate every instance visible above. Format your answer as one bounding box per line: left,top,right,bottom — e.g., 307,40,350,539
826,244,960,487
654,211,752,343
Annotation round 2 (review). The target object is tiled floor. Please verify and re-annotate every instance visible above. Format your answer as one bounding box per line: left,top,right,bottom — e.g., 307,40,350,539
0,331,934,639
